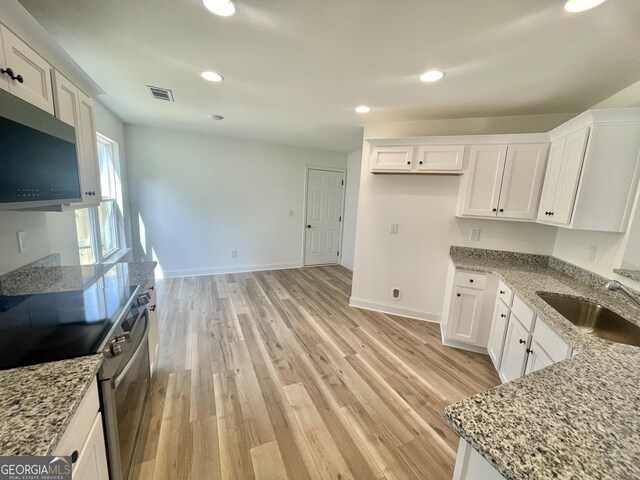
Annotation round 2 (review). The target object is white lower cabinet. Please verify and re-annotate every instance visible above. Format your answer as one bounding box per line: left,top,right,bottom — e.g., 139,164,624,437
145,278,159,376
452,438,504,480
53,379,109,480
441,267,497,352
498,314,531,383
524,340,554,375
487,299,510,369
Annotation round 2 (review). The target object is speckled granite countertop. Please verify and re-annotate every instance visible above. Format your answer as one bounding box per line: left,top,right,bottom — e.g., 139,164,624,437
614,268,640,283
0,355,103,456
443,247,640,480
0,259,157,295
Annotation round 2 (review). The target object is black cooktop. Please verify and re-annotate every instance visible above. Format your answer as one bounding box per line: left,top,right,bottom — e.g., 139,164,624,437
0,265,138,370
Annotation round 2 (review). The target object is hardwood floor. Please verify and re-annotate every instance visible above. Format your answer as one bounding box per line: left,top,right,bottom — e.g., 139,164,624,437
135,266,499,480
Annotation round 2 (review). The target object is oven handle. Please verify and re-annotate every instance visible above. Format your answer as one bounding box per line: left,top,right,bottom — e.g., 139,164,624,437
114,309,150,389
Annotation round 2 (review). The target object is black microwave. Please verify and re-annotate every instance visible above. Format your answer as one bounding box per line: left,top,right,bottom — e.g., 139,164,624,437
0,89,81,209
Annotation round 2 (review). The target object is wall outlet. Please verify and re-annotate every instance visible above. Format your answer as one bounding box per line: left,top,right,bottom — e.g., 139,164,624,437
588,245,598,262
390,224,399,235
231,250,238,258
17,231,28,252
470,229,481,242
288,209,294,217
391,288,402,300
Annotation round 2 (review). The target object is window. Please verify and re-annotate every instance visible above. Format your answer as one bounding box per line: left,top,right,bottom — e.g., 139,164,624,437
75,134,125,265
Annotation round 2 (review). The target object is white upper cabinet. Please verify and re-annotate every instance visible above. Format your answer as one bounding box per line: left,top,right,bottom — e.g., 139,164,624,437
52,71,101,206
458,145,507,217
537,109,640,232
416,145,465,172
369,143,465,174
370,146,414,172
0,24,54,114
537,128,589,225
458,143,548,221
497,143,549,219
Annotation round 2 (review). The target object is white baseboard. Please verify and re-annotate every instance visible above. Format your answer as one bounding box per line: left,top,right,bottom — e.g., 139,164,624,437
162,262,303,278
340,262,354,271
349,297,440,323
441,338,489,355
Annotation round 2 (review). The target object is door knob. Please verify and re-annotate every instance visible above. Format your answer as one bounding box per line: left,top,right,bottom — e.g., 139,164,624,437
307,225,311,228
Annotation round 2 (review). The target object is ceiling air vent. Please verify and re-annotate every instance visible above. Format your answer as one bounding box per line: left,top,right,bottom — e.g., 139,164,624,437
146,85,174,102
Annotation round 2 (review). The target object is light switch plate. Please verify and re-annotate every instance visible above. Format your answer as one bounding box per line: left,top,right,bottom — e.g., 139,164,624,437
588,245,597,262
390,224,399,235
231,250,238,258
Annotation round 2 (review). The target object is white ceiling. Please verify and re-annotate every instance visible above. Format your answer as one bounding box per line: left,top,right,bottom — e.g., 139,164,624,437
18,0,640,152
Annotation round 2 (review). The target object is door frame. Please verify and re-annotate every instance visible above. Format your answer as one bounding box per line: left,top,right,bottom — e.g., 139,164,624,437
302,165,347,267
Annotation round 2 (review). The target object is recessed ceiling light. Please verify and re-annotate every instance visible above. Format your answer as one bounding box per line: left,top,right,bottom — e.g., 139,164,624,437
564,0,608,12
209,114,224,121
420,70,445,82
203,0,236,16
355,105,371,113
201,71,224,82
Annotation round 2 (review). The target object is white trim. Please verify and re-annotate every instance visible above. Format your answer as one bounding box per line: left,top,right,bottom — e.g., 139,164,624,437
441,338,489,355
349,297,440,323
303,166,348,267
367,132,550,147
162,262,302,279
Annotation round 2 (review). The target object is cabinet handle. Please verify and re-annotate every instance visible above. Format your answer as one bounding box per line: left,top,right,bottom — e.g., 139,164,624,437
499,208,504,212
550,212,555,216
526,348,533,354
307,224,312,229
499,290,505,294
492,208,497,212
1,67,24,83
406,161,411,165
469,279,474,283
500,314,507,318
71,450,79,463
149,286,155,291
456,293,461,297
150,305,157,312
519,339,526,345
419,161,424,165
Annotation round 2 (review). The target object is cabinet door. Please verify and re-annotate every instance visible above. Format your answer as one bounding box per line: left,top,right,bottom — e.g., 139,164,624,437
370,146,414,172
497,143,548,220
77,91,102,204
147,282,159,376
549,127,590,225
498,316,530,383
459,145,507,217
0,29,8,92
0,26,54,114
446,286,485,345
487,299,510,369
537,137,565,221
73,412,109,480
524,340,554,375
416,145,465,172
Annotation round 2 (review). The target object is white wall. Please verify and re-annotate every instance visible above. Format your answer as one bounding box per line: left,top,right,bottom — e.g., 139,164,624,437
340,151,362,270
125,126,347,278
350,114,567,322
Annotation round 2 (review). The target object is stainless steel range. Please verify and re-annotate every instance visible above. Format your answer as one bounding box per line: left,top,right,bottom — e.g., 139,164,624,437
0,264,152,480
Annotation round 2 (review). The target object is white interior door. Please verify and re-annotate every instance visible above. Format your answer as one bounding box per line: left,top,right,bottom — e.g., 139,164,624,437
304,169,344,266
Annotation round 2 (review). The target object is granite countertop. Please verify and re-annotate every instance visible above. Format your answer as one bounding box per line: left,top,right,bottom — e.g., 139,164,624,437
614,268,640,283
0,259,157,296
0,355,103,456
444,247,640,480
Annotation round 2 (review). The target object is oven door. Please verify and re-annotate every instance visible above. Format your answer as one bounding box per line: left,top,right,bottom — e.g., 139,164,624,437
101,309,151,480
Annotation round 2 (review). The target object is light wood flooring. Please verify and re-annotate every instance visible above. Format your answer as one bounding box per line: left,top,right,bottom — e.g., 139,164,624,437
135,266,499,480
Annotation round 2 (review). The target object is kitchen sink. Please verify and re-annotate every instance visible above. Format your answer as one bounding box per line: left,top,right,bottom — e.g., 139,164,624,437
538,293,640,347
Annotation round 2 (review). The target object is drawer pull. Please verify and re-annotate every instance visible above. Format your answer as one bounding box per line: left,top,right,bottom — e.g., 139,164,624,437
519,339,526,345
150,305,157,312
469,279,474,283
526,348,533,354
456,293,461,297
500,314,507,318
71,450,79,463
500,290,506,294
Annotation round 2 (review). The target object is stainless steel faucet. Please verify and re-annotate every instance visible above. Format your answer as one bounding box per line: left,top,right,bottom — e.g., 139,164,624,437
605,280,640,309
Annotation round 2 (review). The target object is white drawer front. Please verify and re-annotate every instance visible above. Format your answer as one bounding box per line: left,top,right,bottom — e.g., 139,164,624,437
456,271,487,290
511,295,535,331
497,280,514,307
533,318,572,363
